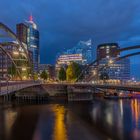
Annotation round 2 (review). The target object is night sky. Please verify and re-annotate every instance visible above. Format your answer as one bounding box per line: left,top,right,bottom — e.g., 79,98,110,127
1,0,140,78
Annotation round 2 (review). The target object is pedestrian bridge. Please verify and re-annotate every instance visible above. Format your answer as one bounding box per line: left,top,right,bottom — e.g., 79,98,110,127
0,81,41,96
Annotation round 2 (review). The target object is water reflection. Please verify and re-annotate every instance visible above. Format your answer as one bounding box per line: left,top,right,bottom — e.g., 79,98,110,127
1,99,140,140
90,99,127,139
52,105,68,140
0,107,17,140
131,99,140,140
131,99,140,127
4,109,17,139
32,105,68,140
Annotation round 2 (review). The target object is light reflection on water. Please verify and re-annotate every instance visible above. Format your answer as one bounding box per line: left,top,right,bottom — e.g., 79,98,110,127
90,99,140,140
131,99,139,127
52,105,68,140
4,109,17,139
32,105,68,140
1,99,140,140
131,99,140,140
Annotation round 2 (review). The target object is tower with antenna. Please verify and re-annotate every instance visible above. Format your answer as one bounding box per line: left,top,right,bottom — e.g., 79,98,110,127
16,14,40,72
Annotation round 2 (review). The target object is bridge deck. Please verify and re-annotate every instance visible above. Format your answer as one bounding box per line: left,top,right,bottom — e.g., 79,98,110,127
0,81,41,96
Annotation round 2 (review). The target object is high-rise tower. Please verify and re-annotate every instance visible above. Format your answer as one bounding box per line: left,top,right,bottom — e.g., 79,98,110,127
16,23,28,44
16,15,40,72
25,15,40,72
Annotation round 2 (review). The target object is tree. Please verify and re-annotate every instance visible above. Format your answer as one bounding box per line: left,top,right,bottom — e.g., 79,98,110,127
66,63,75,81
33,73,38,81
58,67,66,81
73,62,81,79
66,62,81,81
40,70,48,80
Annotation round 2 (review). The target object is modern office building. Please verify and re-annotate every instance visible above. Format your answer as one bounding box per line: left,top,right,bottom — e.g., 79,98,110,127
57,39,94,65
17,15,40,72
16,23,28,45
25,15,39,72
97,43,130,81
57,54,84,65
0,47,11,78
70,39,93,64
55,53,84,78
97,43,120,60
99,58,130,80
0,42,29,79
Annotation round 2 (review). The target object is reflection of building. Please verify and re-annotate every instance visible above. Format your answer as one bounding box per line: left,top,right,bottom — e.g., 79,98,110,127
97,43,130,81
39,64,55,80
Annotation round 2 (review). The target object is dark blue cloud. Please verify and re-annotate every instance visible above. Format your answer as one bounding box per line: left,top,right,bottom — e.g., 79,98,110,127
1,0,140,69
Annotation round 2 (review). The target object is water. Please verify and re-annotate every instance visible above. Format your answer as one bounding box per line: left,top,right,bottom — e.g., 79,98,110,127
0,99,140,140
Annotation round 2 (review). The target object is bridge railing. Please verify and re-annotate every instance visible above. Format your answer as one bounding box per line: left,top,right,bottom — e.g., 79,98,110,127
76,81,140,87
0,80,41,96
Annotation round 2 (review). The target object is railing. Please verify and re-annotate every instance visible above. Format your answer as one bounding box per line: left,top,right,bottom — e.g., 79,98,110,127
0,80,41,96
76,81,140,87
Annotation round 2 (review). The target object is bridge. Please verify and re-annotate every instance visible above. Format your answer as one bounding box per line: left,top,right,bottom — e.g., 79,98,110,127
71,83,140,91
42,82,140,101
0,81,41,96
1,80,138,100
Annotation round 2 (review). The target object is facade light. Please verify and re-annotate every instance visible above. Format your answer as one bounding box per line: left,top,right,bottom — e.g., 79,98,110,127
22,67,27,71
13,51,19,56
109,59,113,64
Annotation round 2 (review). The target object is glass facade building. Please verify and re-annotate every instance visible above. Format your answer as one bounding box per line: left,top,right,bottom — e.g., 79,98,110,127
24,17,39,72
99,58,130,80
16,16,40,72
16,23,28,44
57,39,94,65
97,43,130,81
97,43,120,60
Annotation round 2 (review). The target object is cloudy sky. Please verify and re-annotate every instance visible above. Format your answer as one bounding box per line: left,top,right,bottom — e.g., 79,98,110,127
1,0,140,78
